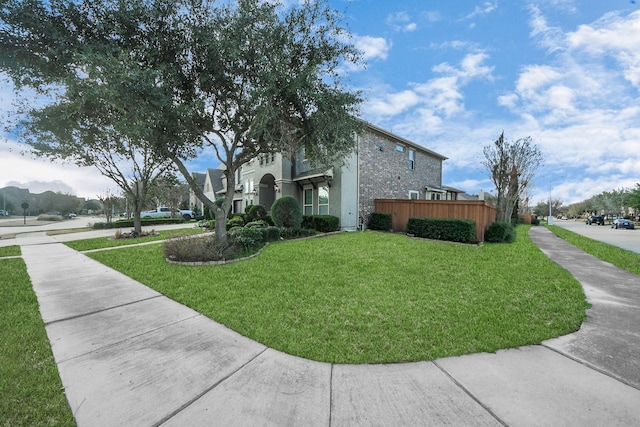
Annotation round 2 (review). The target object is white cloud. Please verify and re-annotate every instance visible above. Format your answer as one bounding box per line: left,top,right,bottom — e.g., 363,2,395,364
429,40,475,50
495,8,640,195
353,34,391,61
463,1,498,20
459,52,494,80
528,5,566,52
363,51,494,126
566,11,640,87
413,76,464,118
386,11,418,32
515,65,561,95
498,93,519,109
404,22,417,32
367,90,421,116
422,11,442,23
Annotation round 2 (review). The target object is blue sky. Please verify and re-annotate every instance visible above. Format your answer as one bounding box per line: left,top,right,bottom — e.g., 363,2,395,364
2,0,640,207
329,0,640,206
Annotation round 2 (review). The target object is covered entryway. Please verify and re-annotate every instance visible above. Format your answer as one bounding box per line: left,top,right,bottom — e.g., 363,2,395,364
257,174,278,211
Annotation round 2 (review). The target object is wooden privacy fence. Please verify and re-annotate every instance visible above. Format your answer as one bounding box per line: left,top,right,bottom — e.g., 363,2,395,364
374,199,497,242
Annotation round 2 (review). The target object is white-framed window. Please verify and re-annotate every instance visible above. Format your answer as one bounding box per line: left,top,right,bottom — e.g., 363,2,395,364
428,193,442,200
318,186,329,215
304,188,313,215
409,190,419,200
408,149,415,170
396,145,404,152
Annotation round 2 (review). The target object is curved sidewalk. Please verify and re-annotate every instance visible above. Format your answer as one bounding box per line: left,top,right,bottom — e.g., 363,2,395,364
16,228,640,426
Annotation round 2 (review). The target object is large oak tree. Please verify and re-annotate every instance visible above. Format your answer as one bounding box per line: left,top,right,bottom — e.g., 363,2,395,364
1,0,363,242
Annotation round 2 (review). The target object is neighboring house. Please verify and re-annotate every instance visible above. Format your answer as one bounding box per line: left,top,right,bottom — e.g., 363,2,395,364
189,168,225,216
192,122,457,230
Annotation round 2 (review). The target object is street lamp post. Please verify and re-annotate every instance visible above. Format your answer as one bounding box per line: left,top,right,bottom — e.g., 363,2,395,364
548,183,553,226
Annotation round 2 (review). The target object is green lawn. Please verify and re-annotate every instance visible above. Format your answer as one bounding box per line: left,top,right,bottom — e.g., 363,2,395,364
0,245,21,257
87,227,589,364
0,258,75,426
547,225,640,275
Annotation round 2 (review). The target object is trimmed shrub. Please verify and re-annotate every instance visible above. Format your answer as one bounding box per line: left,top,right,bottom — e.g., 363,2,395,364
246,204,268,223
245,220,268,228
270,196,302,228
407,217,476,243
485,221,516,243
279,227,317,239
262,226,281,242
368,212,392,231
228,226,264,251
226,214,245,230
302,215,340,232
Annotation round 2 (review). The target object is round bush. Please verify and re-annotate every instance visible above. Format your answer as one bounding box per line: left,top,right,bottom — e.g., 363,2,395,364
485,221,516,243
270,196,302,228
246,204,268,222
228,226,264,251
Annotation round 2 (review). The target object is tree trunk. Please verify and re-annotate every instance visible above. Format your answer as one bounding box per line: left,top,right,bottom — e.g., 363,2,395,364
133,211,142,235
214,206,227,243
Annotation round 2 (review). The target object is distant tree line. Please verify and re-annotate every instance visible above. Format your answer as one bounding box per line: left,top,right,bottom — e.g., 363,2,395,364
0,172,190,218
0,186,100,216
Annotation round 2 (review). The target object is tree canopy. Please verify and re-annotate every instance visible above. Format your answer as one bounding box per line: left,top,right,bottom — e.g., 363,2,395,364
0,0,364,242
0,0,180,232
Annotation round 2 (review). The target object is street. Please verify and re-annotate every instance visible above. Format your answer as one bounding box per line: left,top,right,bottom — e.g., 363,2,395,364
552,219,640,254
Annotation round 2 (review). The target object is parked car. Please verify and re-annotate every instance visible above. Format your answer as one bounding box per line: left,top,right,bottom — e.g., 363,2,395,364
67,212,77,219
141,206,195,220
0,209,8,216
612,218,635,230
586,215,604,225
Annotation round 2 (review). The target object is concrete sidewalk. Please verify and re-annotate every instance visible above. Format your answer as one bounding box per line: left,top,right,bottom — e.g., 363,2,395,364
16,228,640,426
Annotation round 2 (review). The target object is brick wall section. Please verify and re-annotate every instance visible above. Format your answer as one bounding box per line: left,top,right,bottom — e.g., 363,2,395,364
358,127,444,222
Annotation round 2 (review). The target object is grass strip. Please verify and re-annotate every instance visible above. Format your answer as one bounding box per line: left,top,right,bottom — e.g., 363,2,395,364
87,226,588,364
63,228,205,251
0,245,20,257
547,225,640,275
0,259,75,426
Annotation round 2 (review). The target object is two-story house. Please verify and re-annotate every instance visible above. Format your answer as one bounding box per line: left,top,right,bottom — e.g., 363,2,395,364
192,122,458,230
